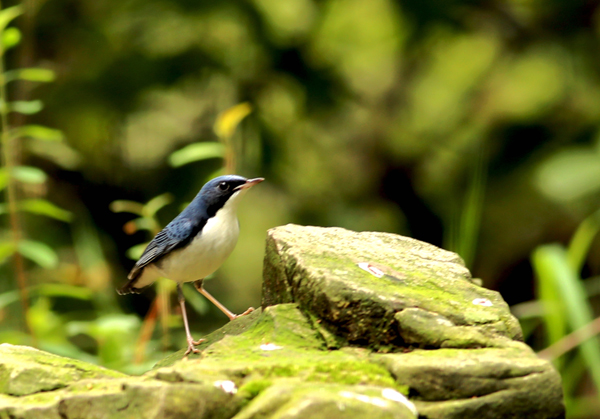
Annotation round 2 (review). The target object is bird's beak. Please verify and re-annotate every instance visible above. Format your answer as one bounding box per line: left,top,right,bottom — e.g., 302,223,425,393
235,177,264,191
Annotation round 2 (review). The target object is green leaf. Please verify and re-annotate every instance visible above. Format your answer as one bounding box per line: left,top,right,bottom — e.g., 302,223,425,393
533,244,600,391
109,200,145,215
0,242,16,264
532,245,568,355
2,27,21,49
126,243,147,260
37,283,93,300
0,6,22,33
144,193,173,217
18,239,59,269
13,124,64,141
19,199,73,222
12,166,47,184
214,102,253,139
0,166,47,191
168,142,225,167
0,289,20,310
4,68,55,83
535,147,600,202
567,208,600,274
0,167,7,191
27,140,81,170
455,146,487,268
9,100,43,115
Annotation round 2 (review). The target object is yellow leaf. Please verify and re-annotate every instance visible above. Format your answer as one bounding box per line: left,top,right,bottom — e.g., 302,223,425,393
214,102,253,139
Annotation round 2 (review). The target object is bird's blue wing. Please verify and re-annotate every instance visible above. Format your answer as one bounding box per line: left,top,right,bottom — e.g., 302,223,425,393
127,217,203,279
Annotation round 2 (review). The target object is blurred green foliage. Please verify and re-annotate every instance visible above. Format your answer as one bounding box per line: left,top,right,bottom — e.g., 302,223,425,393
0,0,600,415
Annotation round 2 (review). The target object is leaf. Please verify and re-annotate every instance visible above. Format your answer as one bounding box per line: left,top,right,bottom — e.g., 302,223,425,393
535,147,600,202
19,199,73,222
533,244,600,391
0,167,7,191
0,166,47,191
2,27,20,49
0,6,22,33
168,142,226,167
144,193,173,217
12,166,47,184
126,243,148,260
13,124,64,141
27,140,81,170
37,283,94,300
9,100,43,114
0,242,16,264
567,208,600,275
532,245,568,351
0,289,20,310
4,68,55,84
214,102,253,139
18,240,59,269
109,200,145,215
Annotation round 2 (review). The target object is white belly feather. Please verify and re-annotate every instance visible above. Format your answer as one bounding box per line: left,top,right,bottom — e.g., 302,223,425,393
134,195,242,287
161,210,239,283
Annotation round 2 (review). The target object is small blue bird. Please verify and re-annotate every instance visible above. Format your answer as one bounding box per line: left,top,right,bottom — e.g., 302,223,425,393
118,175,264,355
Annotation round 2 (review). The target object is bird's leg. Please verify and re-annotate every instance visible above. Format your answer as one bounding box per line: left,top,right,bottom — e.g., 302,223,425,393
177,284,204,355
194,279,254,321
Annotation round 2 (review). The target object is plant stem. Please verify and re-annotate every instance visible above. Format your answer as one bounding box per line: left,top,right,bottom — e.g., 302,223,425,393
0,0,34,343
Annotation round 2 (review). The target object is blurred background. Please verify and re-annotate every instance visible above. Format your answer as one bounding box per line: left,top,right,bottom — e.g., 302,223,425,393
1,0,600,416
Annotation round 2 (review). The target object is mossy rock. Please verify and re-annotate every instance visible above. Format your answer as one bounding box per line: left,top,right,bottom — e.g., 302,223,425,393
0,225,564,419
0,344,125,396
262,224,522,349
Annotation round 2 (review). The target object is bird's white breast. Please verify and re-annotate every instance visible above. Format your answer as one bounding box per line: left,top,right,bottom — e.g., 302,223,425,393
156,196,242,283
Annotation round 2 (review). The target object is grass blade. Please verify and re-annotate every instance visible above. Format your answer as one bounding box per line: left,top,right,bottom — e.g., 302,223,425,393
533,244,600,392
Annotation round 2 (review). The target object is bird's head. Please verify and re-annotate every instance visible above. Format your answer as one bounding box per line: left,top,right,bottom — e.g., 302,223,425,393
198,175,264,217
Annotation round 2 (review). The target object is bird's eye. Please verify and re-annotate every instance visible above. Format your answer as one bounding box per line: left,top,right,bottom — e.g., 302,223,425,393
218,182,229,191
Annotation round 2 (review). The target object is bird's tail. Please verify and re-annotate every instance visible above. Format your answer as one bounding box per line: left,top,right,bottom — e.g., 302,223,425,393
116,267,144,295
116,280,143,295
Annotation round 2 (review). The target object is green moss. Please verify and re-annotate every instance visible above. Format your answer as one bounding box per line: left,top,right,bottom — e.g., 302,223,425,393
238,379,273,400
306,359,397,387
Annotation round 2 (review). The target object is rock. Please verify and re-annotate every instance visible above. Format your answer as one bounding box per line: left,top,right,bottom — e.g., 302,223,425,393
0,344,125,396
0,225,564,419
233,382,417,419
374,347,564,419
262,225,522,349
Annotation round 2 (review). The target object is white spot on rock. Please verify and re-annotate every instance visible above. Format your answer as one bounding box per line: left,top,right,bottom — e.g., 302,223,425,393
260,343,282,351
435,317,454,326
472,298,493,307
357,262,384,278
214,380,237,394
339,391,387,408
381,388,418,416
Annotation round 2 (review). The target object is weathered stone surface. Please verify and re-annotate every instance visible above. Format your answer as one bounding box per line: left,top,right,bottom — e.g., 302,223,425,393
394,308,523,349
374,347,564,419
262,224,522,349
0,378,241,419
0,225,564,419
153,304,402,391
0,344,125,396
233,382,417,419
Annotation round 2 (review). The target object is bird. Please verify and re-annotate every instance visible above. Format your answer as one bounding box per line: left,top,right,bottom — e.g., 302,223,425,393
117,175,264,355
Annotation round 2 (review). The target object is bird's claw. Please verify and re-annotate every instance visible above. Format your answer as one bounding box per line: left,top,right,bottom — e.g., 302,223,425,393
231,307,255,320
184,338,205,356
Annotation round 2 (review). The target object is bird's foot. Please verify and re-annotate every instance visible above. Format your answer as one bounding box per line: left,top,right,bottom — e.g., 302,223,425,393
183,337,205,356
230,307,255,321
